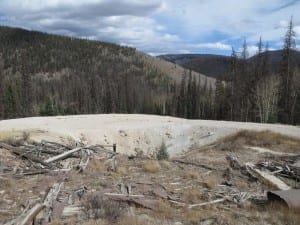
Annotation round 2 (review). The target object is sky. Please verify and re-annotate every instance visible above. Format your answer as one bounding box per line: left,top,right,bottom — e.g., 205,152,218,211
0,0,299,56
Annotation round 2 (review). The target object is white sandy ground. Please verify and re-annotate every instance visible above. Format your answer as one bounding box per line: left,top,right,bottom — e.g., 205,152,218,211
0,114,300,157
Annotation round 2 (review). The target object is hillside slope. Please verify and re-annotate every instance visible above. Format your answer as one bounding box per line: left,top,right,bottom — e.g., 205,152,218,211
0,26,214,119
159,54,230,78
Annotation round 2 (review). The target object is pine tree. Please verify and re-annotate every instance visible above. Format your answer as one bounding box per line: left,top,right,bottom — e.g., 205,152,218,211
186,71,193,119
228,47,238,121
0,55,4,119
21,64,32,117
278,17,297,124
248,37,264,121
177,73,187,118
239,39,249,121
214,78,225,120
4,85,17,118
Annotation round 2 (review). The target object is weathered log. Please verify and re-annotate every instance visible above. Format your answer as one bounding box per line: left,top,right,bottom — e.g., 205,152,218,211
5,203,45,225
188,197,229,209
77,150,91,172
104,192,160,210
20,203,45,225
44,146,91,163
62,205,84,217
104,193,144,198
246,163,290,190
42,183,64,223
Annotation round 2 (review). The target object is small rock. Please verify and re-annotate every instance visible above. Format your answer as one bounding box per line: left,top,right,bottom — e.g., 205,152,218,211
174,222,183,225
119,130,127,137
200,218,217,225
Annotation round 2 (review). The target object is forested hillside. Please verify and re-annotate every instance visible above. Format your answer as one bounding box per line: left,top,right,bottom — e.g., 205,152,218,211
0,20,299,125
161,19,300,125
0,26,215,120
214,20,300,125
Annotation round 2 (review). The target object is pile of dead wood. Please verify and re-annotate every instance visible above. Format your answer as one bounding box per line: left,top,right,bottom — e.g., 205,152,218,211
0,141,117,176
226,154,300,191
0,140,119,225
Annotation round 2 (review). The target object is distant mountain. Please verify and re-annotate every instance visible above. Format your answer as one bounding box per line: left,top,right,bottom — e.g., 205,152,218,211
158,54,231,78
159,50,300,78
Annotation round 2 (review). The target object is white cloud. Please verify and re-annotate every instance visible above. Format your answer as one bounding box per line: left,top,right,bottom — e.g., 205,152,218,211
0,0,299,54
238,45,259,57
193,42,231,51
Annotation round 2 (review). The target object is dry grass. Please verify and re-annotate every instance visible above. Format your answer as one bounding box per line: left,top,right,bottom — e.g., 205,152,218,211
184,188,203,204
143,160,161,173
204,175,218,189
150,200,173,220
116,166,127,175
86,159,106,173
266,204,300,225
116,215,168,225
181,208,217,225
82,194,127,221
82,219,108,225
49,220,63,225
0,130,32,146
183,170,199,180
218,130,300,153
159,160,171,169
0,177,17,196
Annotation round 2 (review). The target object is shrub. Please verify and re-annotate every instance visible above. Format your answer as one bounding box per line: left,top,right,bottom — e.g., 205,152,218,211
157,141,169,160
83,194,127,221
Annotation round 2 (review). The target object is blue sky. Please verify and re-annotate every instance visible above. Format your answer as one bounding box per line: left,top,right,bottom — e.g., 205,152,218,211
0,0,299,56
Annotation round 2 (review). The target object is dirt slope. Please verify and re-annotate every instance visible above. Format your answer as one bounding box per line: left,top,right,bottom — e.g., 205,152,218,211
0,114,299,156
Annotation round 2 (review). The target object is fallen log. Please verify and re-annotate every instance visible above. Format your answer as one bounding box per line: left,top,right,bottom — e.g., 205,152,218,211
19,204,45,225
104,193,159,210
44,146,91,163
5,183,64,225
246,163,291,190
42,183,64,223
5,203,45,225
188,197,229,209
104,193,144,198
62,205,84,217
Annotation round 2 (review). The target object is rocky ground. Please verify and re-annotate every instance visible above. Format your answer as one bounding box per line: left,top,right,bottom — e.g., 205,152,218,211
0,115,300,225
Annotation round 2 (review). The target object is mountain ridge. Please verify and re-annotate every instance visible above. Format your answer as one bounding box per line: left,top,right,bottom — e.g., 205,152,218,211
159,50,300,78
